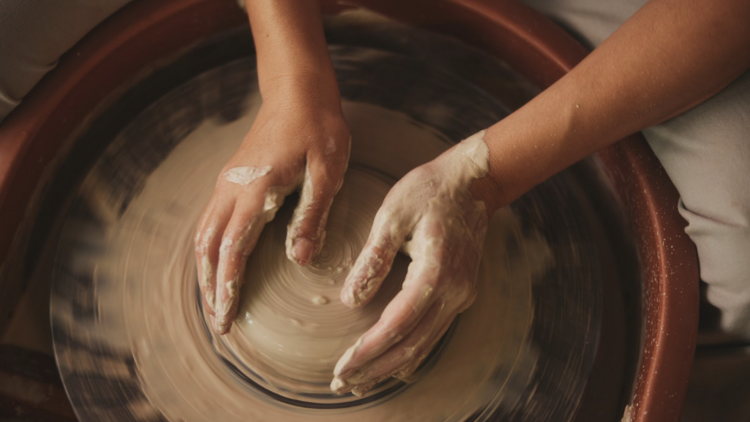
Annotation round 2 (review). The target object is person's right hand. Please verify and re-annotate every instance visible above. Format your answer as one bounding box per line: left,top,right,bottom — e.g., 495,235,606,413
331,132,497,396
194,83,350,335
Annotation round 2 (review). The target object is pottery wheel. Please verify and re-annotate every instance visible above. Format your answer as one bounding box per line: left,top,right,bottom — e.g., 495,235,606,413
50,26,626,422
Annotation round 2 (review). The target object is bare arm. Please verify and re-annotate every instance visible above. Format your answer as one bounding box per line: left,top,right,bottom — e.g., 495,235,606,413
473,0,750,212
245,0,339,104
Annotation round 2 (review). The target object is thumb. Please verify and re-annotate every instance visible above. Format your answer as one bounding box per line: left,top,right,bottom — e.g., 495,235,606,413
285,160,343,266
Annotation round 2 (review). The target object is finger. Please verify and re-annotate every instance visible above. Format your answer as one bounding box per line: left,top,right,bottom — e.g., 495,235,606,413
334,217,449,378
212,194,268,334
194,196,235,315
355,310,457,397
391,308,457,382
340,207,412,308
333,263,440,382
331,300,455,396
285,160,344,266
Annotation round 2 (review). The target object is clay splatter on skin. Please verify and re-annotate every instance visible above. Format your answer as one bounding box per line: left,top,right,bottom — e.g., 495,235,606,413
224,165,272,186
330,130,491,395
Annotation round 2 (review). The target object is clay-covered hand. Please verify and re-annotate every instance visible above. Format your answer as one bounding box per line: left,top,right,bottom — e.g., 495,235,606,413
195,94,350,335
331,131,493,396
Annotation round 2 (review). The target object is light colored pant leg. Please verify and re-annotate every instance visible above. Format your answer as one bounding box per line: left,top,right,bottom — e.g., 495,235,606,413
521,0,750,337
643,72,750,338
0,0,132,122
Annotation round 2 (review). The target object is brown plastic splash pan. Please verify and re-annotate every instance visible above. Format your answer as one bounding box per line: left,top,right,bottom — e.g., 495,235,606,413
0,1,698,421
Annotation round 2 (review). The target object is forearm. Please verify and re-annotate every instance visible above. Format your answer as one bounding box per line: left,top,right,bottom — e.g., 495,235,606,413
475,0,750,211
244,0,339,105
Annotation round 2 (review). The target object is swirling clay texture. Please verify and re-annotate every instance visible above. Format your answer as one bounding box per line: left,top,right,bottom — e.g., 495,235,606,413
227,169,408,394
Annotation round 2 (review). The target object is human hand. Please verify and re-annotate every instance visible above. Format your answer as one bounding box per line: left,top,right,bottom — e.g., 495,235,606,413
194,91,350,335
331,131,495,396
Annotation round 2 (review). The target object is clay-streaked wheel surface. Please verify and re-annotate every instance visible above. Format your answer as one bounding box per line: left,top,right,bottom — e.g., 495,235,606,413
50,20,638,422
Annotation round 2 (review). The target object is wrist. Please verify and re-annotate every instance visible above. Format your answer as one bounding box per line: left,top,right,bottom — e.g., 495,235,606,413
260,72,342,112
469,175,503,217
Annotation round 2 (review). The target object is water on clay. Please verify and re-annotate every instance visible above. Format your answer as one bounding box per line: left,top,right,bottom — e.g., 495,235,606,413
50,16,619,422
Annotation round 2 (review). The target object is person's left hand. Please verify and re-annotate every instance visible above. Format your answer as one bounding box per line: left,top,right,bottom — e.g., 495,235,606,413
194,87,350,335
330,131,498,396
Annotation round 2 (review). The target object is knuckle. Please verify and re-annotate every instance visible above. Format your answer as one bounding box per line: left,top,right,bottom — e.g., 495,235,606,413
220,234,240,256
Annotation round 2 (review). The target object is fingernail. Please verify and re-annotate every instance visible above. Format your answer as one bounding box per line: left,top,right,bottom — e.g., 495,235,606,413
293,238,314,266
330,377,347,394
205,290,216,313
340,287,354,308
213,314,230,335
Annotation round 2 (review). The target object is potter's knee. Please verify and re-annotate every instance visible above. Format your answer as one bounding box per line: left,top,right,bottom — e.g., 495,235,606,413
679,201,750,337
